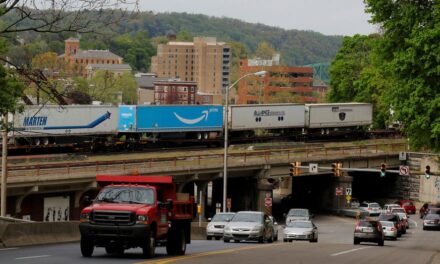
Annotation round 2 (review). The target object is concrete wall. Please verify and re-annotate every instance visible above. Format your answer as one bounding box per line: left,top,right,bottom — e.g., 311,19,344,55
417,156,439,203
0,221,208,248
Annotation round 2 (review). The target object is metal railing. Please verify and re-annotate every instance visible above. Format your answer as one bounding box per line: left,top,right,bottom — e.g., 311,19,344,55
3,142,407,178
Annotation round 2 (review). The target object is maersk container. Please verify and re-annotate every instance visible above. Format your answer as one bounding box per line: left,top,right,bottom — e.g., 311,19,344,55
229,104,305,130
119,105,223,132
12,105,118,137
305,103,373,128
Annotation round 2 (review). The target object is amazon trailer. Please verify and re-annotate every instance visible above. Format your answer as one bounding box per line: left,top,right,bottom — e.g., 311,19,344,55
229,104,305,139
12,105,118,146
118,105,223,142
304,103,373,138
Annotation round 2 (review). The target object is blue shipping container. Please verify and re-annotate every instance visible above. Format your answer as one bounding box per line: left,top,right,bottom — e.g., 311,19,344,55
118,105,137,132
119,105,223,132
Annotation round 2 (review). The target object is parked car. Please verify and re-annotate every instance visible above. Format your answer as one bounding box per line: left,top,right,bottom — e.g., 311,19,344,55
285,208,312,223
359,202,381,216
206,212,235,240
378,213,404,236
223,211,274,243
354,219,384,246
380,220,398,240
383,204,401,213
396,200,416,214
350,198,360,208
423,214,440,230
269,216,279,241
283,220,318,243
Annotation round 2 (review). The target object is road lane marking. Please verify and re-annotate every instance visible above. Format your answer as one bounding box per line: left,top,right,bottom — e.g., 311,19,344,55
409,218,418,228
15,255,51,260
0,247,18,251
330,247,369,257
136,243,281,264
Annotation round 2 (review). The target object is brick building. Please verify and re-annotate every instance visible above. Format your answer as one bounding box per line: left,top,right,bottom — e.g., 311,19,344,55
151,37,230,104
153,79,197,105
237,57,316,104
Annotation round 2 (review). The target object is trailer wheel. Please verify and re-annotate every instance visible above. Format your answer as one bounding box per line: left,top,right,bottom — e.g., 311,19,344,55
142,230,156,258
80,237,94,257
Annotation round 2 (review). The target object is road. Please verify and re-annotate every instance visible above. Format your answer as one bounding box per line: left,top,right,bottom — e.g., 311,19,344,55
0,215,438,264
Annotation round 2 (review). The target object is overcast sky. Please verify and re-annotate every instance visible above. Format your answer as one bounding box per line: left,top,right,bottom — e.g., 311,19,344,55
138,0,377,36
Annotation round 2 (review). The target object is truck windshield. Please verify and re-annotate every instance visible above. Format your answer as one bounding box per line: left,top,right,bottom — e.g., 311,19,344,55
96,187,154,204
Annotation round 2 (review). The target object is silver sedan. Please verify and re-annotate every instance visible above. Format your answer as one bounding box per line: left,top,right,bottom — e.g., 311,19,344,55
380,220,398,240
283,220,318,243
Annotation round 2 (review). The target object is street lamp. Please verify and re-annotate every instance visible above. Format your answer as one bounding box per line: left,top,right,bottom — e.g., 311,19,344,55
223,70,266,212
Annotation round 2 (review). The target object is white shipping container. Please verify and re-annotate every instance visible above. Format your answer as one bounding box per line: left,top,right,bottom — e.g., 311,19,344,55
305,103,373,128
12,105,118,137
229,104,305,131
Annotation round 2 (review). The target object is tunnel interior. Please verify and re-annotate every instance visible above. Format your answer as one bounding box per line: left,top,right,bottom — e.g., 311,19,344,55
350,171,400,205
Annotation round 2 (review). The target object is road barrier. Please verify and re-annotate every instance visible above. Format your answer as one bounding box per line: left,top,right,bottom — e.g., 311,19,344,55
0,221,208,248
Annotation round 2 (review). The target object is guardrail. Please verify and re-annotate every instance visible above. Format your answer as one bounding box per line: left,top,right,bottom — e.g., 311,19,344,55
3,142,407,178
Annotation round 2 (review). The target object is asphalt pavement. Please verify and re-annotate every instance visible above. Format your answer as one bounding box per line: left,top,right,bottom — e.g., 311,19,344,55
0,215,438,264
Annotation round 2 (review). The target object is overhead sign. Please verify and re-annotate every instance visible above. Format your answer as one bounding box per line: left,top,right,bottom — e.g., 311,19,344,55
399,165,410,176
309,163,318,173
345,187,352,196
265,197,272,207
335,187,344,196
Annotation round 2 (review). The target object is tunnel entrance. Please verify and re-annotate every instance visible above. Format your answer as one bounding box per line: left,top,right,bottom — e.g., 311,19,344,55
276,174,333,217
350,171,400,205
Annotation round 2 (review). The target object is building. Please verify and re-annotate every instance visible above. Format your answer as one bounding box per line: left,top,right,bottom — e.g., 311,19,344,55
151,37,230,104
136,73,168,105
237,57,316,104
60,37,129,77
154,79,197,105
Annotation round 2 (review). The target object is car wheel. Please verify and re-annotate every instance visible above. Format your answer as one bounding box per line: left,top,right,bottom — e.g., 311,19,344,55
215,237,221,240
206,236,212,240
258,236,264,243
378,240,384,246
423,226,427,231
402,228,406,234
80,237,94,257
224,239,230,243
353,238,360,245
283,239,287,243
234,240,240,243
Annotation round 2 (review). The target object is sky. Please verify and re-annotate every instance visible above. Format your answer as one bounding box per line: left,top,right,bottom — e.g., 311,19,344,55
138,0,377,36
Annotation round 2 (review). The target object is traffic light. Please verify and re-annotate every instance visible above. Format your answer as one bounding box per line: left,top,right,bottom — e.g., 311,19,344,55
425,165,431,179
380,163,386,177
331,163,337,176
336,163,343,177
289,163,295,177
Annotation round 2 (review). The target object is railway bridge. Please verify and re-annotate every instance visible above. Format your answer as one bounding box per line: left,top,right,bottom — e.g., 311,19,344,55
2,140,431,221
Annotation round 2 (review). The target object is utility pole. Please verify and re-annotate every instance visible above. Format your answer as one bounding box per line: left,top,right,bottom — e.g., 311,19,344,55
1,113,8,217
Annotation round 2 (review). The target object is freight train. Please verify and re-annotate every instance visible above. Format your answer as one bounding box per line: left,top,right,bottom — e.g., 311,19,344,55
4,103,373,150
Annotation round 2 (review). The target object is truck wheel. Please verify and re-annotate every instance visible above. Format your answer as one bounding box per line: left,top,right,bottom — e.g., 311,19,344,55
142,230,156,258
167,229,186,256
80,237,94,257
206,236,212,240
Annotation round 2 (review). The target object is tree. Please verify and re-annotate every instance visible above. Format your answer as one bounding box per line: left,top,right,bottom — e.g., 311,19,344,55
267,91,300,104
254,41,276,60
365,0,440,150
32,51,71,76
87,71,137,104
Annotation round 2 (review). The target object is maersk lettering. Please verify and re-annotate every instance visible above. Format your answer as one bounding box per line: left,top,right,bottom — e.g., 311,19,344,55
23,116,48,126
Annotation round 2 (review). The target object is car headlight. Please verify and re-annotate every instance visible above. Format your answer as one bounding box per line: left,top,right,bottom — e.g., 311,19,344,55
80,212,90,223
136,215,149,224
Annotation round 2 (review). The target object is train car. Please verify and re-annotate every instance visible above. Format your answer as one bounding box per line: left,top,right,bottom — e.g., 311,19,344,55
304,103,373,137
229,104,305,139
11,105,118,146
118,105,223,141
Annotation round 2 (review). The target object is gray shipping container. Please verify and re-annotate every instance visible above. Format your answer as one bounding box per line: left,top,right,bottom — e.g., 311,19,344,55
305,103,373,128
12,105,118,137
229,104,305,130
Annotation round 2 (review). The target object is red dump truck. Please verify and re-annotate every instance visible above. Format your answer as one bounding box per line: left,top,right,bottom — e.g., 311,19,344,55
79,175,193,258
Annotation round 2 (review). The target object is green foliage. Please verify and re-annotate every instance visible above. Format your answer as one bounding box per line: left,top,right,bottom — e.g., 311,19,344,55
254,41,276,60
83,71,137,104
0,64,24,116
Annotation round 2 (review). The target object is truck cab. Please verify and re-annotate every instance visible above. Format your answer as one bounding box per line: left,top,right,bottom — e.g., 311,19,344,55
79,175,193,258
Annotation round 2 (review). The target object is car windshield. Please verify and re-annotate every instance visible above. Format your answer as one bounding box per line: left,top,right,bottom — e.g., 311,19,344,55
380,221,394,227
212,213,234,222
403,202,414,206
231,213,262,223
96,187,154,204
359,221,378,227
286,221,313,228
379,214,397,221
392,208,405,213
425,214,440,220
370,203,380,208
287,209,309,217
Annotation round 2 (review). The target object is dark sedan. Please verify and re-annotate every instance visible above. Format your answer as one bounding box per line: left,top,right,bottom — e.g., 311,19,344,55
423,214,440,230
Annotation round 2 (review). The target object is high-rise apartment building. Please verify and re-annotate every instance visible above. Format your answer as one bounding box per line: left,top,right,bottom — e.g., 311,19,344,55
151,37,230,104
